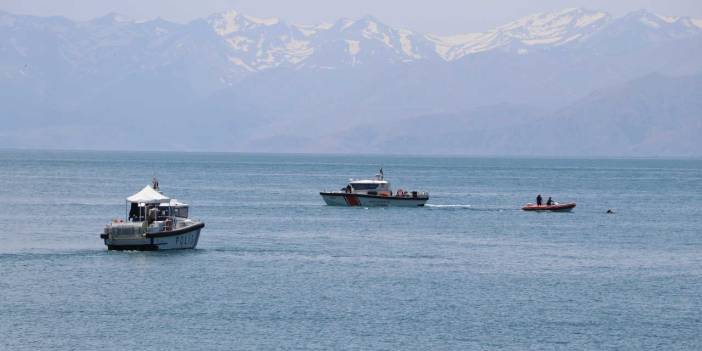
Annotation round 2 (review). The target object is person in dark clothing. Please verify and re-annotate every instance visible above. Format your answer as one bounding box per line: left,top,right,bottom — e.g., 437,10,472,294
536,194,543,206
129,202,140,221
546,197,553,206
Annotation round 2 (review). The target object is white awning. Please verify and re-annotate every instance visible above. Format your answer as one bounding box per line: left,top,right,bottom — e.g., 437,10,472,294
159,199,188,207
126,185,170,204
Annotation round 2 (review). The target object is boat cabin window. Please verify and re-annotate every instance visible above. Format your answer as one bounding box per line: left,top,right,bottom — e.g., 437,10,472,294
157,207,170,220
173,207,189,218
129,203,188,221
130,203,162,222
351,183,380,190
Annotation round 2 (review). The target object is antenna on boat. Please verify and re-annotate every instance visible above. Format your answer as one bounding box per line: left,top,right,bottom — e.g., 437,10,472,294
379,167,384,180
152,176,159,191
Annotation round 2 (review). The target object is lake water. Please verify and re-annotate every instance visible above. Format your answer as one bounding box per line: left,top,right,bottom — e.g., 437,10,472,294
1,150,701,350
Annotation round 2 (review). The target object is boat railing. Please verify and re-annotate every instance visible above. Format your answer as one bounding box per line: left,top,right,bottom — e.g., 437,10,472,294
322,189,429,198
395,191,429,198
107,222,146,238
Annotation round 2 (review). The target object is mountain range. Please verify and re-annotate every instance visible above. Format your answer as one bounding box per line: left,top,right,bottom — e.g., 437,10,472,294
1,8,701,156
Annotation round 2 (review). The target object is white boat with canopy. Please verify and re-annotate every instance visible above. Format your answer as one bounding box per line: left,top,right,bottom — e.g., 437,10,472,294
100,179,205,250
320,169,429,207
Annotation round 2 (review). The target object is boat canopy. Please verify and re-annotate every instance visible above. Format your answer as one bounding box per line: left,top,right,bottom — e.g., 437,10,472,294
162,199,188,207
349,179,388,185
126,185,170,204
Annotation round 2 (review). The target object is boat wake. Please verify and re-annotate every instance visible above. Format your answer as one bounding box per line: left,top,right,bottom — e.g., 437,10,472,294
425,204,473,209
425,204,515,212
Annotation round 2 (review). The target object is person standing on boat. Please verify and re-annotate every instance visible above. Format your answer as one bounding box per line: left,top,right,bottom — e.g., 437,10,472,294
546,197,553,206
536,194,543,206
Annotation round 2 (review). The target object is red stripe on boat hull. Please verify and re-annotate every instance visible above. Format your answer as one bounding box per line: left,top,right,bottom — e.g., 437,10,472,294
344,194,360,206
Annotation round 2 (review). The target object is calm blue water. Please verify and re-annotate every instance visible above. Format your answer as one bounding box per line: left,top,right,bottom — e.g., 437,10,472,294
0,150,701,350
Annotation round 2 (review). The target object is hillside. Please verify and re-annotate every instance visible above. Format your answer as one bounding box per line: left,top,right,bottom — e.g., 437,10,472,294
1,8,700,156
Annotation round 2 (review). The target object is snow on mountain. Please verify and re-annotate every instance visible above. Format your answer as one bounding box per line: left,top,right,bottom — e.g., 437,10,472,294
1,8,700,77
604,9,702,39
203,12,451,70
298,15,441,68
203,7,702,67
576,9,702,54
428,8,611,60
632,10,702,32
293,22,333,37
2,8,702,155
206,10,313,71
203,10,440,71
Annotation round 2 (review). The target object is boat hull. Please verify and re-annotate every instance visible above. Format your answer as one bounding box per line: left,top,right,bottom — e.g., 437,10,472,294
320,192,428,207
102,222,204,251
522,203,576,212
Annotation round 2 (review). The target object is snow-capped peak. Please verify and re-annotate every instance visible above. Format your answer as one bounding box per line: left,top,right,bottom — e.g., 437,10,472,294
242,14,280,26
428,8,611,60
648,12,702,30
207,9,282,36
208,10,241,35
627,9,672,28
495,8,610,42
294,22,333,37
202,8,702,70
611,9,702,39
335,18,356,31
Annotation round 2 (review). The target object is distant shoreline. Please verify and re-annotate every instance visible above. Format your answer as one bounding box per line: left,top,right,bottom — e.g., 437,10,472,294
1,148,700,161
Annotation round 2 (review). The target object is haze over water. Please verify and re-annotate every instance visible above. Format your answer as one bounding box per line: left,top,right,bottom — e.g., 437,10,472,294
1,150,701,350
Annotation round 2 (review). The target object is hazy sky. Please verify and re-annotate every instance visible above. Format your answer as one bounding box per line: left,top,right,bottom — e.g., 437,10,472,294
2,0,702,34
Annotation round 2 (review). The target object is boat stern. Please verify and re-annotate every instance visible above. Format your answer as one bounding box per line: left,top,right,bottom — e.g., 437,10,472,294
101,221,204,250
